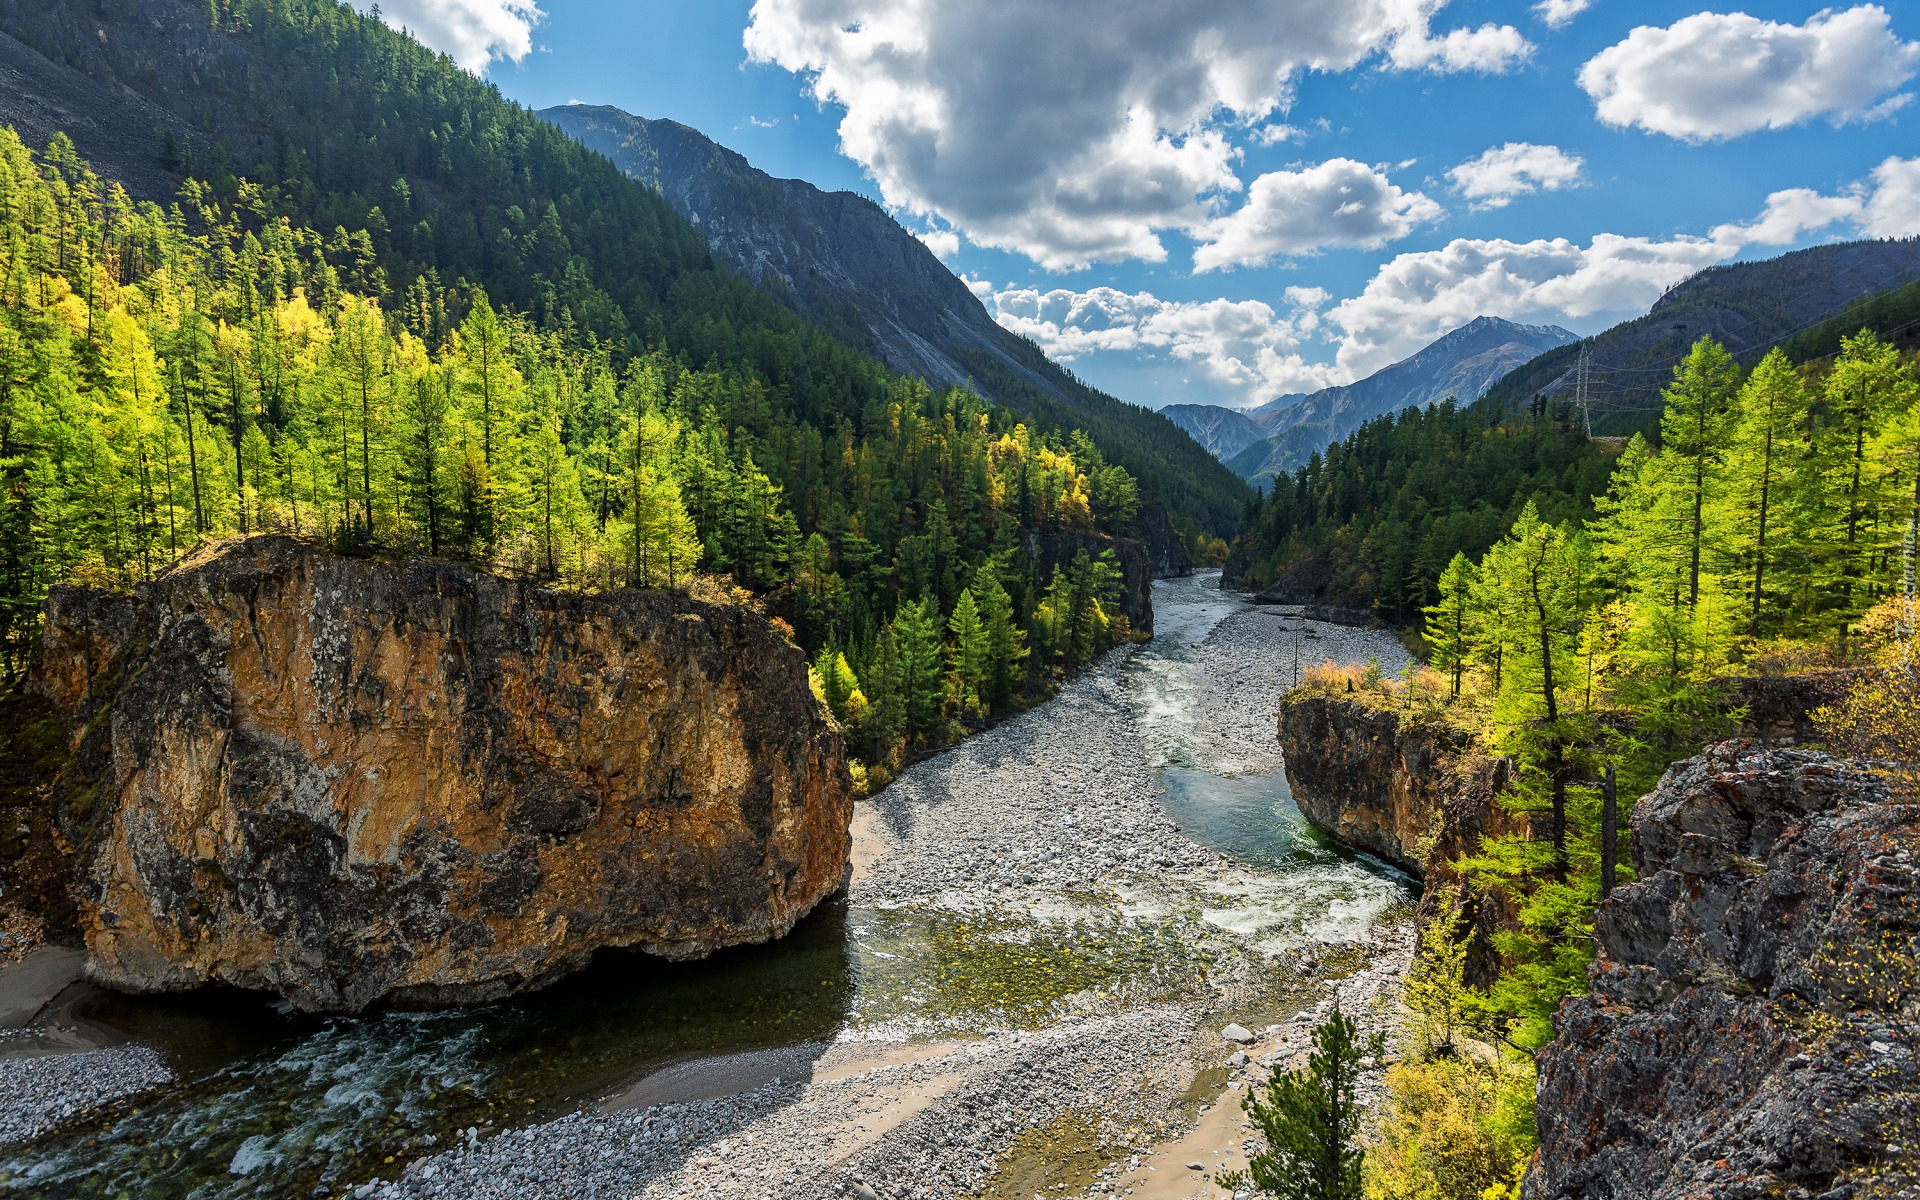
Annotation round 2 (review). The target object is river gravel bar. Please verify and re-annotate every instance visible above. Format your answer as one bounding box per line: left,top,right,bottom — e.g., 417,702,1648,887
373,589,1417,1200
0,1043,173,1148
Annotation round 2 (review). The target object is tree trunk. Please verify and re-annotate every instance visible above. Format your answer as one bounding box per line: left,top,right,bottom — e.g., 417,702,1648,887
1551,769,1568,885
183,369,204,536
1689,404,1707,609
1751,425,1774,634
1600,764,1618,899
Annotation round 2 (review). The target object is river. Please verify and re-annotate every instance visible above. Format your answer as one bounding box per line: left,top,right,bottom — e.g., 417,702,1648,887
0,572,1413,1200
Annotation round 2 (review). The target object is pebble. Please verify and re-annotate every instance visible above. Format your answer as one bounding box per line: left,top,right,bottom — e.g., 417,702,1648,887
0,1043,173,1147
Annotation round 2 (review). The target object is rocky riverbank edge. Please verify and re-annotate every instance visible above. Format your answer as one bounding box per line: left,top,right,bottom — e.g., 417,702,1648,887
336,601,1419,1200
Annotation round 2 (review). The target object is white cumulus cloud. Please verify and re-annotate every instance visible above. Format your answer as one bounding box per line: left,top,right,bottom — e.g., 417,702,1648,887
1327,233,1736,375
1709,187,1869,245
744,0,1528,269
1193,159,1444,271
1534,0,1594,30
1707,154,1920,243
1447,143,1585,209
1330,155,1920,374
983,285,1347,401
1578,5,1920,141
354,0,542,73
1388,19,1533,72
915,228,962,259
1862,155,1920,237
979,153,1920,402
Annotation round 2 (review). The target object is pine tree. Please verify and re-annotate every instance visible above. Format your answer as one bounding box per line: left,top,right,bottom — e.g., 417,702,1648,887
862,624,907,761
524,410,586,578
394,361,452,555
1814,331,1916,652
946,588,991,715
1404,889,1477,1058
894,597,946,741
1661,336,1742,610
977,564,1027,707
1425,551,1476,698
458,293,517,470
1725,349,1810,634
1221,1006,1384,1200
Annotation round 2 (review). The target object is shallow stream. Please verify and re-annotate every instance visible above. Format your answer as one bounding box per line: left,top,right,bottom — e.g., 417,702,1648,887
0,573,1410,1200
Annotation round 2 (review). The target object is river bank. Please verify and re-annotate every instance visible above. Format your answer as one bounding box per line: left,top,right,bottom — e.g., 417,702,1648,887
2,577,1421,1200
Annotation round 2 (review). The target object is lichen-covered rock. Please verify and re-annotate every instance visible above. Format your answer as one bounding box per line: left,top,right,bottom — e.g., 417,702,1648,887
1527,741,1920,1199
27,538,852,1014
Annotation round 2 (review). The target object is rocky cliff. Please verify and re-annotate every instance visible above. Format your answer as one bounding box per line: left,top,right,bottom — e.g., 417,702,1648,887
1278,694,1521,981
1528,742,1918,1198
22,538,852,1014
1135,502,1192,580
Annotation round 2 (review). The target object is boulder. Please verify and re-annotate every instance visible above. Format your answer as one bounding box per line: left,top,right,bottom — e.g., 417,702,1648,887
25,538,852,1013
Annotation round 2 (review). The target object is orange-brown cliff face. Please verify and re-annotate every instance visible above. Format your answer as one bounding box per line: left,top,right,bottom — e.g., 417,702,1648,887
27,538,852,1013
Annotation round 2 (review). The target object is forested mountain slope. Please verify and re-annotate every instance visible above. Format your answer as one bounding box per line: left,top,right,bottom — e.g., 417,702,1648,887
1166,317,1574,483
1483,238,1920,431
0,0,1172,781
540,104,1248,537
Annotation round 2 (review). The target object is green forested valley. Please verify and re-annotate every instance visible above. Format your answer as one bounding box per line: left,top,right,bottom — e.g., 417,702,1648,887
0,125,1147,785
0,0,1249,540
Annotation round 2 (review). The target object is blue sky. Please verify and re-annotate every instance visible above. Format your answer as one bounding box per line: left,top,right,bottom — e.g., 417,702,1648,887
368,1,1920,410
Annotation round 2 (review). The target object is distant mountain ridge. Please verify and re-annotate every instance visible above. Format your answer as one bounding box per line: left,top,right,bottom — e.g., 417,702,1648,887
1482,238,1920,431
541,104,1248,534
1166,316,1577,482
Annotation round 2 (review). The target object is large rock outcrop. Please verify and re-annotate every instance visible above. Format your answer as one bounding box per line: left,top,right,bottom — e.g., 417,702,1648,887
25,538,852,1014
1278,694,1514,879
1528,742,1920,1199
1134,502,1193,580
1278,694,1521,983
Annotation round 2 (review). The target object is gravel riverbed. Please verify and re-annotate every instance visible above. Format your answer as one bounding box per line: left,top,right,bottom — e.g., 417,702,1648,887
0,1044,173,1148
16,583,1419,1200
368,590,1417,1200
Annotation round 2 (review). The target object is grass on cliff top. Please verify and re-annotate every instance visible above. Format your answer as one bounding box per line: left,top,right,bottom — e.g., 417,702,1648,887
1287,660,1477,735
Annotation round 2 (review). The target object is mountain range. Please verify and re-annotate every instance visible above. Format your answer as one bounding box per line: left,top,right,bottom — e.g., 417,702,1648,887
1165,316,1578,483
1482,237,1920,430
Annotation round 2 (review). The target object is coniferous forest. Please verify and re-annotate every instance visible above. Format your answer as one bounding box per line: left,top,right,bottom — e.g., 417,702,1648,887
1290,329,1920,1198
1234,330,1920,637
0,125,1145,786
